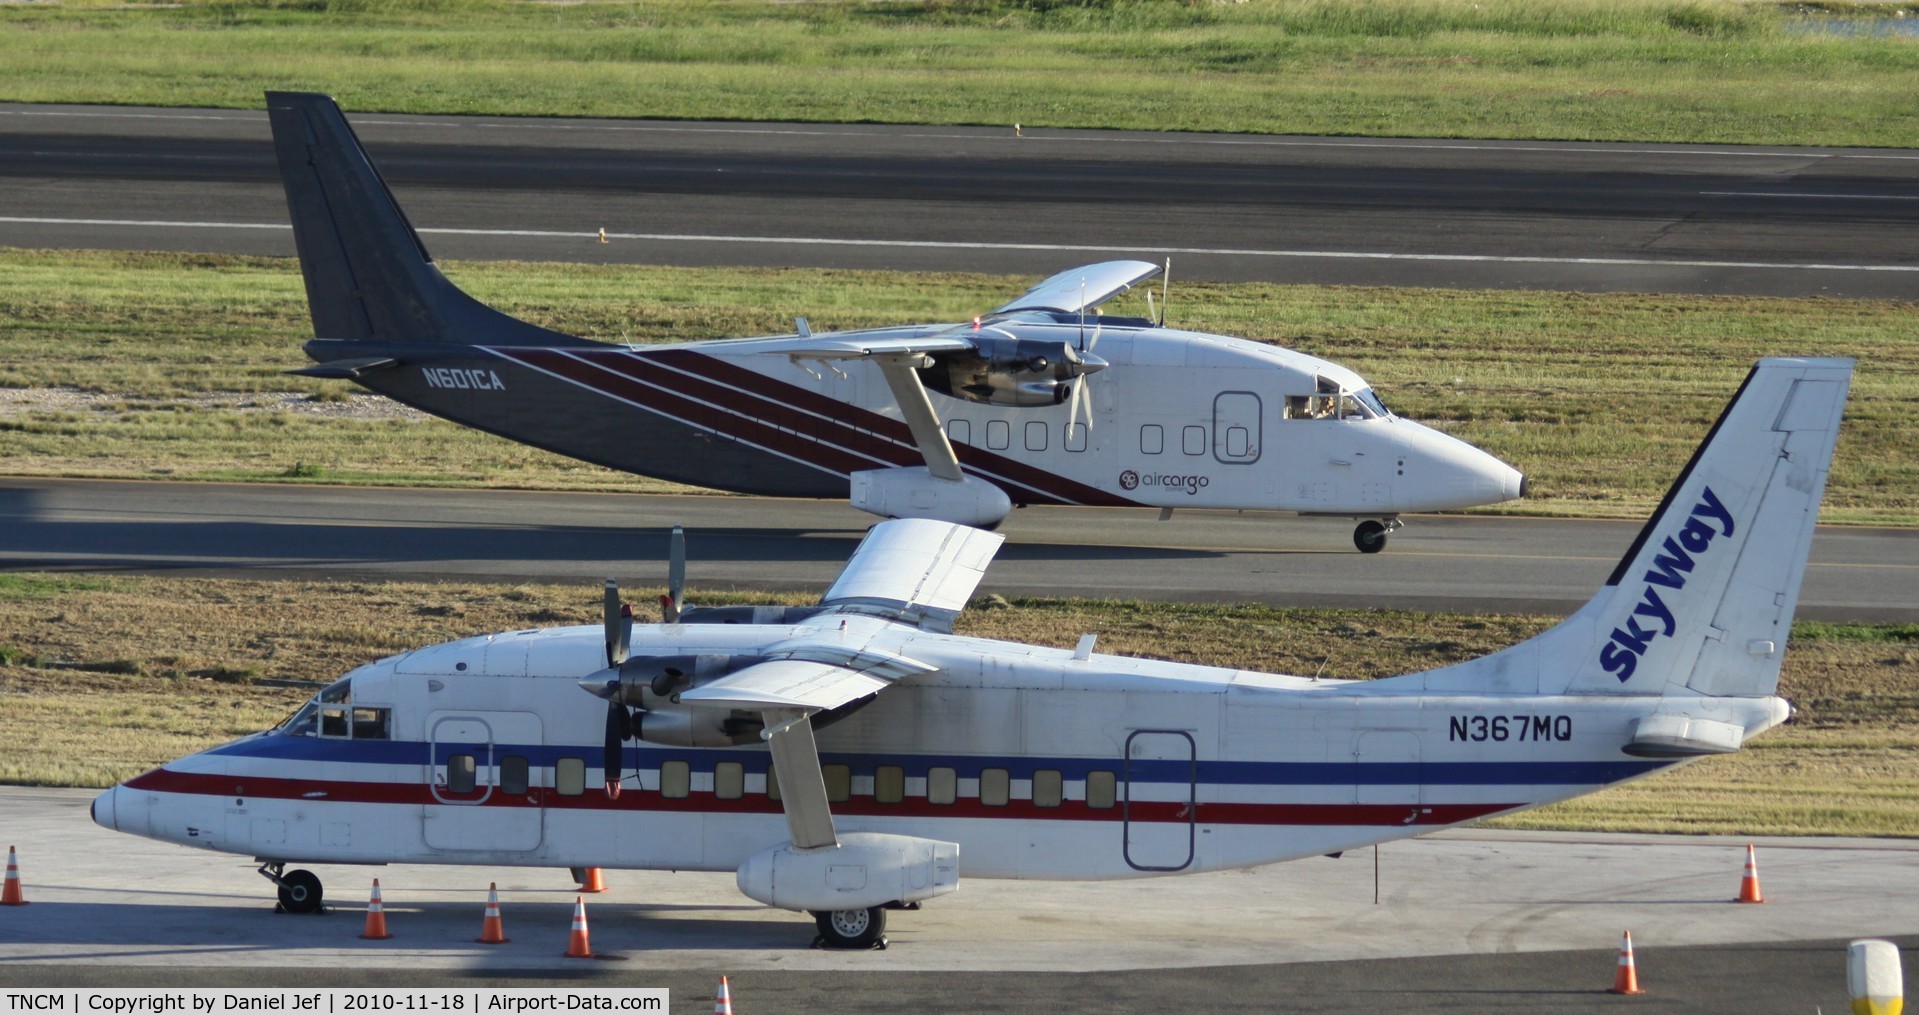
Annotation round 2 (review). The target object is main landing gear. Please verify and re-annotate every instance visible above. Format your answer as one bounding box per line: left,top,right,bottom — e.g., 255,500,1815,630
812,906,887,949
1353,517,1402,554
258,861,325,914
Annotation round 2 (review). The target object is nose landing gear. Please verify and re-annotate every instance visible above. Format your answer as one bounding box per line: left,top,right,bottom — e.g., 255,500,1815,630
258,861,325,914
1353,517,1402,554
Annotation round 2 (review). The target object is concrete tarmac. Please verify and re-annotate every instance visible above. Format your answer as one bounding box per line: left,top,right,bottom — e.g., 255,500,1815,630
1,478,1913,622
1,787,1913,1012
3,102,1916,298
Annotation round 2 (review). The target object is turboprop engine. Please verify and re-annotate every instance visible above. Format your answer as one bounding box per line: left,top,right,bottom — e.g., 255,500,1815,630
586,652,768,749
918,335,1106,407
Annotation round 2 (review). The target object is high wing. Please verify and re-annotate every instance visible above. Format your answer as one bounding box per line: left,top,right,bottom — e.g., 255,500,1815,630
674,519,1002,853
758,262,1161,505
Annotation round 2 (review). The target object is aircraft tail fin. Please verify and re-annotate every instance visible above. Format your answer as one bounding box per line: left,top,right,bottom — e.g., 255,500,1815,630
1412,357,1852,700
265,91,583,348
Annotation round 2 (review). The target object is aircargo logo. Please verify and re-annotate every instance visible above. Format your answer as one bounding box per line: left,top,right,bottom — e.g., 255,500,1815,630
422,367,506,391
1600,486,1736,682
1120,470,1210,495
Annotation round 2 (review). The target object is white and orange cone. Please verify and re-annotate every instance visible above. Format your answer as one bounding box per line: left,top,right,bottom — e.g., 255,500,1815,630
564,895,593,958
1736,843,1766,903
1,846,25,906
359,878,391,939
1609,931,1645,995
714,976,733,1015
578,867,607,894
477,883,509,944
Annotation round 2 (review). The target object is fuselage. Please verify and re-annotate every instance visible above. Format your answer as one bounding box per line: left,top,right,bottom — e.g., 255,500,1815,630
94,618,1780,881
321,320,1523,516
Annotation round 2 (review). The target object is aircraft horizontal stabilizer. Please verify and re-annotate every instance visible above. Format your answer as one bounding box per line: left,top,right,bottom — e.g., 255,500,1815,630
287,356,397,379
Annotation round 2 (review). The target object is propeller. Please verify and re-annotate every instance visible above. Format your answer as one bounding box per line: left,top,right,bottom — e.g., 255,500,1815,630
601,578,635,799
1068,326,1104,431
659,524,686,624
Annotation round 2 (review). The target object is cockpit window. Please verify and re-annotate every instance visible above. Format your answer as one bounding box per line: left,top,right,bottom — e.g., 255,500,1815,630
286,677,390,740
1353,387,1389,418
1285,378,1384,422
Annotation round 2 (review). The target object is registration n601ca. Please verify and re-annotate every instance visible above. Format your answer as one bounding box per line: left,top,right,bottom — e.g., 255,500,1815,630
1448,714,1572,743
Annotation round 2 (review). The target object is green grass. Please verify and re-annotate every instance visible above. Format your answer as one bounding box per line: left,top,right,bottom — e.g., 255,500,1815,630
1,0,1916,146
1,571,1913,836
2,247,1916,520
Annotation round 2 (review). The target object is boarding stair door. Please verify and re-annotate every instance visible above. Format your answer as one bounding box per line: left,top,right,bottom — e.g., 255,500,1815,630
423,710,544,852
1212,391,1262,464
1123,729,1196,872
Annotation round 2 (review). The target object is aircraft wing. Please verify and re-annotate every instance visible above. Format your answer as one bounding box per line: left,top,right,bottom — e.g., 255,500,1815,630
818,518,1005,630
992,259,1162,316
676,658,890,712
771,333,976,360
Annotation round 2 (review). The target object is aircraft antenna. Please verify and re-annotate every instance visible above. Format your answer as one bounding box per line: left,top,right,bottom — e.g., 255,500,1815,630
1077,276,1087,350
1159,257,1171,328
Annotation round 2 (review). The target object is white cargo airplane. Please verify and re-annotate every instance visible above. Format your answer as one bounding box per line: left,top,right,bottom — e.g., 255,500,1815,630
269,92,1524,552
94,358,1848,949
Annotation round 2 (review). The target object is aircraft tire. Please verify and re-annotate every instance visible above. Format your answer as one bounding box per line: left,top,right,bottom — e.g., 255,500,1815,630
1354,520,1389,554
277,869,323,914
813,906,886,949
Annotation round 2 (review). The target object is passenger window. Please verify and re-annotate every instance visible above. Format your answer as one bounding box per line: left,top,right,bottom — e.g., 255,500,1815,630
1182,426,1206,455
660,760,690,799
928,766,957,805
350,707,389,741
1086,770,1117,809
980,768,1010,807
715,762,744,801
875,765,905,804
1141,424,1163,455
320,707,350,739
1063,422,1087,452
1033,769,1063,808
1226,426,1249,458
946,419,971,445
500,755,529,795
556,758,585,796
986,419,1010,450
823,764,851,803
446,754,476,794
1024,420,1048,452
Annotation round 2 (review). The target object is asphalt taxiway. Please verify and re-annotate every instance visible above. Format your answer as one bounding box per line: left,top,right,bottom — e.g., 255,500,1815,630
1,787,1913,1012
3,102,1916,297
2,478,1914,622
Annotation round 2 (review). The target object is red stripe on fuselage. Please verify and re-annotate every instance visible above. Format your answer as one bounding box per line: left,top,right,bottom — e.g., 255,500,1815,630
123,768,1512,827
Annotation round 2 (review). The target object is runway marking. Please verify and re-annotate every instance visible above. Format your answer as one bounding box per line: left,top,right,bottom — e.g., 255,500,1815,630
5,107,1918,161
1702,190,1919,201
4,215,1918,274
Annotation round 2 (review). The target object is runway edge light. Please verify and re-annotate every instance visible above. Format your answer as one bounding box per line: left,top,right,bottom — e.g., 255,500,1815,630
1849,940,1904,1015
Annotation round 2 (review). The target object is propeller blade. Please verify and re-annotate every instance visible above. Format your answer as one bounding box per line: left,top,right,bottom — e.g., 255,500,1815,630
665,524,686,623
602,579,629,667
603,699,628,799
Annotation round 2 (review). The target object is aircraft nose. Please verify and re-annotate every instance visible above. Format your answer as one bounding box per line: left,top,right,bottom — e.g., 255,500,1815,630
91,786,117,831
1396,422,1526,511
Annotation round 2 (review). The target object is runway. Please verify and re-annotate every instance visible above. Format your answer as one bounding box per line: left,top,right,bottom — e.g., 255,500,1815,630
1,478,1913,622
1,787,1913,1012
3,102,1917,297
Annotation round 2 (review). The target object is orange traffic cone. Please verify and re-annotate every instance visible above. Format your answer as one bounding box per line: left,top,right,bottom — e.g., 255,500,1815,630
477,883,509,944
2,846,26,906
359,878,391,940
563,895,593,958
1736,843,1766,903
578,867,607,893
1609,931,1645,995
714,976,733,1015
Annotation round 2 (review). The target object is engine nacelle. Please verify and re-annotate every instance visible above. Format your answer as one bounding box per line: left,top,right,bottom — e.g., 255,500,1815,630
632,707,759,748
918,336,1105,408
850,466,1012,528
737,832,960,912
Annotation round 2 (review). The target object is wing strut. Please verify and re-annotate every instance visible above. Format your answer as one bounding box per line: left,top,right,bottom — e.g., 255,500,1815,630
874,356,964,483
762,709,838,850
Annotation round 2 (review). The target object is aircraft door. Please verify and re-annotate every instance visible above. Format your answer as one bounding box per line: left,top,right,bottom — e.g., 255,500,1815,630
1212,392,1262,464
1353,731,1425,819
424,710,543,852
1122,729,1196,872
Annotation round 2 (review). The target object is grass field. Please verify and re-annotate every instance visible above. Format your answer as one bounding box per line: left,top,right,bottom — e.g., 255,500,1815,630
1,0,1917,147
2,247,1915,522
2,571,1913,836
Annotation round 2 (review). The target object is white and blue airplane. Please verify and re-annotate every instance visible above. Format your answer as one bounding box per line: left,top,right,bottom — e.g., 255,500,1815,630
93,358,1849,948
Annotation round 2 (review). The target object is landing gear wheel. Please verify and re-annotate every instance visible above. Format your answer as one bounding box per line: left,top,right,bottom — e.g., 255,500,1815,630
1353,519,1389,554
277,869,323,914
813,906,887,949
